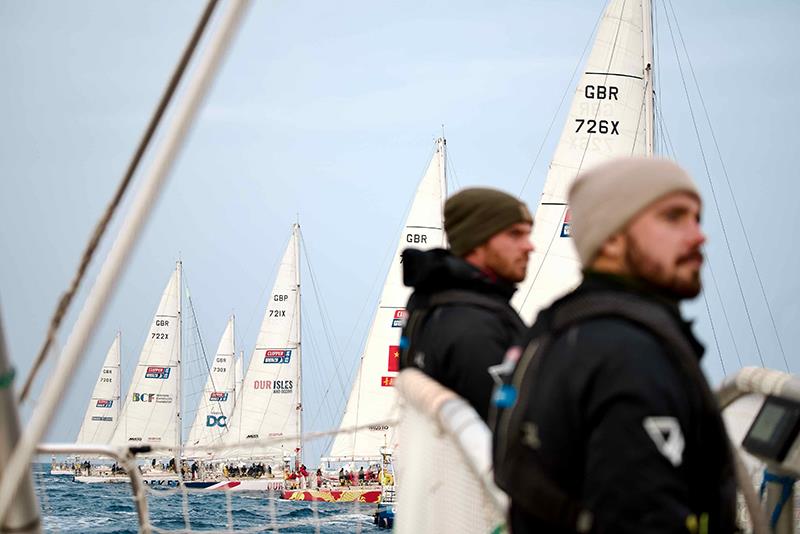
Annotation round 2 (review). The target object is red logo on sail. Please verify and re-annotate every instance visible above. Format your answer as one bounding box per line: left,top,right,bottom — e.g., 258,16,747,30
560,209,572,238
95,399,113,408
381,376,396,387
388,345,400,372
145,366,170,379
391,309,408,328
209,391,228,402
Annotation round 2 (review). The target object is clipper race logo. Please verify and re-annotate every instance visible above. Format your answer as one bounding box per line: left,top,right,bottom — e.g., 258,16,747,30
391,309,408,328
263,349,292,364
145,366,171,379
560,209,572,238
95,399,113,408
209,391,228,402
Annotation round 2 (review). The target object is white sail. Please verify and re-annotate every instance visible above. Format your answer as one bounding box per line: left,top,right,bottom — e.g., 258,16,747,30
326,138,447,462
223,225,301,460
513,0,654,324
110,262,182,455
234,351,243,407
75,332,121,445
184,315,236,453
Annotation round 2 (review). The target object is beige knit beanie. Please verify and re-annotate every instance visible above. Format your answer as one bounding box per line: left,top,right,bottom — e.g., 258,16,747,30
568,157,701,266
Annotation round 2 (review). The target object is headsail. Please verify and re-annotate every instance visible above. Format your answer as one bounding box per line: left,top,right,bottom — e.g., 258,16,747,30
184,315,236,454
110,262,182,455
513,0,654,323
234,351,243,407
75,332,121,445
326,138,447,462
223,225,301,461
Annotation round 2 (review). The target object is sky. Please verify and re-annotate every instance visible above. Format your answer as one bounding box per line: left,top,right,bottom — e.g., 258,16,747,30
1,1,798,466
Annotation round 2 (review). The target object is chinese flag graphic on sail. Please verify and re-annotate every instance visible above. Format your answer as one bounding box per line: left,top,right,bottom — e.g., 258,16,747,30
387,345,400,372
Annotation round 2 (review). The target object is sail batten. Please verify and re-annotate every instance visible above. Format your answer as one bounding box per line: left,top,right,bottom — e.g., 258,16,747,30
326,138,447,462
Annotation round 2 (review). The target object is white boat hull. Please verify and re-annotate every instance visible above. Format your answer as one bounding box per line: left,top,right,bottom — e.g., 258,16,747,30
203,478,286,491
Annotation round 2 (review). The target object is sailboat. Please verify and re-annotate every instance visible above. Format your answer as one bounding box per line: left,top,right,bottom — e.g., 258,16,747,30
75,262,183,484
511,0,654,324
206,224,302,491
50,333,123,476
289,137,447,503
184,315,237,456
76,332,123,446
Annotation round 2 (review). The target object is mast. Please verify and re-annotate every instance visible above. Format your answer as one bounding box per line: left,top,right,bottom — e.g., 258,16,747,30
437,137,447,206
642,0,655,155
176,260,183,459
294,223,302,466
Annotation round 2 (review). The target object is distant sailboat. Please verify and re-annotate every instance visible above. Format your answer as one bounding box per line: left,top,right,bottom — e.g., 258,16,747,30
208,225,301,491
75,262,183,484
110,261,183,452
512,0,654,323
325,138,447,462
184,315,236,456
76,332,122,445
50,333,122,476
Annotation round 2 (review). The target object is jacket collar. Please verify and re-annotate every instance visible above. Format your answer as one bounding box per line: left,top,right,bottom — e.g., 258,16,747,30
402,248,517,302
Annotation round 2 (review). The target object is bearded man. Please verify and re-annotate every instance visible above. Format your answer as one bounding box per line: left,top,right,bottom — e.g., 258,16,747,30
493,158,737,533
399,187,533,422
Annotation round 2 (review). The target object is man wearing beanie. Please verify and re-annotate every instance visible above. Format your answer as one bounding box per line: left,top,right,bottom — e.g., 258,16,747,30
399,187,533,422
493,157,737,533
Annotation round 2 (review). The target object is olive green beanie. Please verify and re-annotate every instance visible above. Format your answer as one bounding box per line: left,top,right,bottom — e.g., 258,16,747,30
444,187,533,257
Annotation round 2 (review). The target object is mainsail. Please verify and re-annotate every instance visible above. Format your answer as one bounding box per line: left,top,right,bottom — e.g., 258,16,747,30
110,262,182,454
326,137,447,462
75,332,121,445
512,0,654,324
184,315,236,453
223,225,301,461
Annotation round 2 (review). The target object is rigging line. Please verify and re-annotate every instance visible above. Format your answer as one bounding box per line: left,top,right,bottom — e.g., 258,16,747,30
183,273,220,410
705,252,744,368
446,152,461,193
662,3,765,368
701,289,726,376
666,0,790,374
652,0,659,152
18,0,221,404
298,231,348,399
517,1,605,199
339,142,439,389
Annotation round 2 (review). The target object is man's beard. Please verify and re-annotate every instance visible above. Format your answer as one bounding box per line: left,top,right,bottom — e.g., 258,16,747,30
625,233,702,299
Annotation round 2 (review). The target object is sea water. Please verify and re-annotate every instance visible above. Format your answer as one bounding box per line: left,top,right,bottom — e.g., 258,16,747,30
32,466,382,533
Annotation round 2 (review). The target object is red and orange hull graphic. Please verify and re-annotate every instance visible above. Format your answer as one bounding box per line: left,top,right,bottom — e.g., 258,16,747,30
280,488,382,503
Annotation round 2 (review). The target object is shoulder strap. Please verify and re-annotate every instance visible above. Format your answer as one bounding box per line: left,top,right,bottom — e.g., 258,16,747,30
429,289,525,331
549,291,717,412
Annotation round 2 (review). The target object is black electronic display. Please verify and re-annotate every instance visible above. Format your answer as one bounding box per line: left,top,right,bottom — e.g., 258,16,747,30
742,396,800,463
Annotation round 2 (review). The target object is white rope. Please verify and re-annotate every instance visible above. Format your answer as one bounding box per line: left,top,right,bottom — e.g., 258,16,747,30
0,0,252,523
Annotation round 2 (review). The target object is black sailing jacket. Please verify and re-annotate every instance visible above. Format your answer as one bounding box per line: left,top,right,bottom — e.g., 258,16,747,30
399,248,526,422
501,271,737,534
